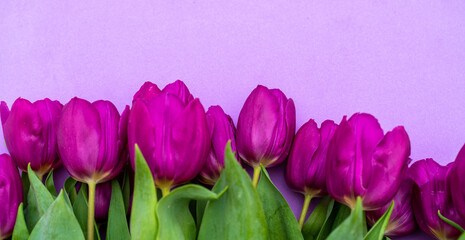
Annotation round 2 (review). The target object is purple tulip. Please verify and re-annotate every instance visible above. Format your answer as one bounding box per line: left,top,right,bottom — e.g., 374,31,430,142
1,98,62,179
326,113,411,210
409,159,465,240
236,85,296,168
0,154,23,239
128,81,210,192
132,81,161,104
366,177,417,237
57,98,129,184
198,106,239,185
94,181,112,222
450,144,465,221
286,119,337,197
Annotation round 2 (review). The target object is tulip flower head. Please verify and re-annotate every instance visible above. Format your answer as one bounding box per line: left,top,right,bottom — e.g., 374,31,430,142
326,113,411,210
128,80,210,192
0,154,23,239
236,85,296,168
366,177,417,237
286,119,337,197
199,105,239,185
450,144,465,221
57,98,129,184
409,159,465,240
1,98,62,179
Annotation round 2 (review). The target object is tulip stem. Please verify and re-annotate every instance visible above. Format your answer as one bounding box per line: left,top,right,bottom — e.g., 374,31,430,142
87,182,96,240
252,166,261,188
299,194,312,229
161,187,171,197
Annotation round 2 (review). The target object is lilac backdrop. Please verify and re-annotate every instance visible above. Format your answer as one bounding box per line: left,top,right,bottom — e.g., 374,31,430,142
2,1,465,239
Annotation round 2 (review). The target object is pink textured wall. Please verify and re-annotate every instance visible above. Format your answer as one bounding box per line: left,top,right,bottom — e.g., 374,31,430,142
2,1,464,239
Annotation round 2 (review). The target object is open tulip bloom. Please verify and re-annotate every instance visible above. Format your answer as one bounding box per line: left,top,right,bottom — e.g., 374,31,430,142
3,82,465,240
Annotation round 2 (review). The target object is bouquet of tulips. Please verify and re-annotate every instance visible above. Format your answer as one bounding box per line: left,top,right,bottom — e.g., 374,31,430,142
1,80,465,240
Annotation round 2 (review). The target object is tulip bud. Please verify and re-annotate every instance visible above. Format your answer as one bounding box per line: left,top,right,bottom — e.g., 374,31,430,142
95,181,112,221
450,144,465,221
366,177,416,237
57,98,129,184
198,106,239,185
409,159,465,240
286,119,337,197
128,81,210,191
326,113,411,210
236,85,296,168
162,80,194,105
132,81,161,104
1,98,62,179
0,154,23,239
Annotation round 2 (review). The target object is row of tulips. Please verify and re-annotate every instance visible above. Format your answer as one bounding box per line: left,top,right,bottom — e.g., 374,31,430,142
1,80,465,240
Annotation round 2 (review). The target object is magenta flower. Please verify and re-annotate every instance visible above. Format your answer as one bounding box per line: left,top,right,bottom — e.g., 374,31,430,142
236,85,296,168
326,113,411,210
409,159,465,240
198,105,239,185
366,177,417,237
450,144,465,221
286,119,337,197
95,181,112,222
57,97,129,184
128,80,210,193
1,98,62,179
0,154,23,239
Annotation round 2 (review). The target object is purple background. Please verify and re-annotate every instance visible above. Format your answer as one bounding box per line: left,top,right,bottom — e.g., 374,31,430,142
2,1,465,239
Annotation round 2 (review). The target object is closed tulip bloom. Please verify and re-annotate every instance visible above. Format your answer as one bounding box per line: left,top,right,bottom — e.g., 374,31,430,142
132,81,161,104
199,106,238,185
94,181,112,222
57,97,129,240
366,177,417,237
409,159,464,240
57,98,129,184
1,98,62,179
450,144,465,220
236,85,296,187
286,119,337,228
326,113,411,210
0,154,23,239
128,81,210,195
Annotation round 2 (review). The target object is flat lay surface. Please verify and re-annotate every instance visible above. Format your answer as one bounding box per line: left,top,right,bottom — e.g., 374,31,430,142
2,1,465,239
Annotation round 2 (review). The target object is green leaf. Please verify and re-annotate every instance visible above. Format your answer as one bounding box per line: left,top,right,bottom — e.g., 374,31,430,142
20,172,30,208
72,184,101,240
302,196,334,240
29,191,85,240
438,210,465,233
195,199,207,231
364,201,394,240
12,203,29,240
107,179,131,240
64,177,78,204
198,141,268,240
257,165,303,240
326,197,365,240
315,201,350,240
157,184,227,240
24,164,54,231
130,144,158,240
121,168,131,214
45,169,58,197
459,232,465,240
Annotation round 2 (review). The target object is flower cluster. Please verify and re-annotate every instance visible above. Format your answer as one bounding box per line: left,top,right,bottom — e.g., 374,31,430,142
0,81,464,240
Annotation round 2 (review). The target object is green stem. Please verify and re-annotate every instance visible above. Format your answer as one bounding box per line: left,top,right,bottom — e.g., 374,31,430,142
87,182,96,240
298,194,312,229
161,187,171,197
252,166,261,188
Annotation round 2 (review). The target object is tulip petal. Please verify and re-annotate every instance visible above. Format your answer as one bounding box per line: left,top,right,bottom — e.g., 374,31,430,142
132,82,161,104
57,98,101,183
0,101,9,125
170,98,210,185
286,119,320,194
450,144,465,220
0,154,23,239
363,126,410,210
162,80,194,105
